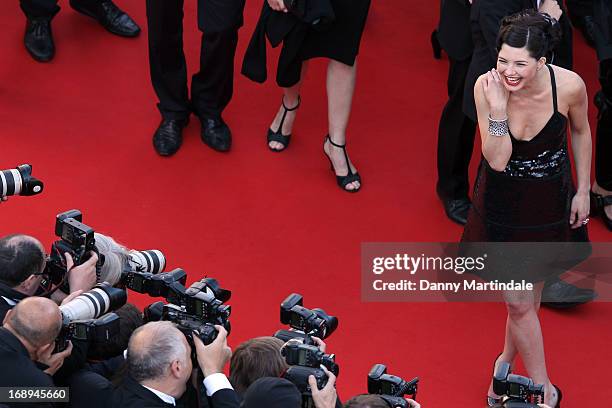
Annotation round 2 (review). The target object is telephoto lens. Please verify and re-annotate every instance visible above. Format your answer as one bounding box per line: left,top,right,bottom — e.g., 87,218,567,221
127,250,166,274
0,164,44,197
60,283,127,322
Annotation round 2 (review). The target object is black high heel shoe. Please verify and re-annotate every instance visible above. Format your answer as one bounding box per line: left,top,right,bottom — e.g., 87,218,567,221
431,29,442,59
590,191,612,231
549,384,563,408
267,96,300,152
323,135,361,193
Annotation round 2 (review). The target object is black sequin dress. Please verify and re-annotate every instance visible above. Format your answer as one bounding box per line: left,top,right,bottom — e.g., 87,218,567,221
461,65,589,281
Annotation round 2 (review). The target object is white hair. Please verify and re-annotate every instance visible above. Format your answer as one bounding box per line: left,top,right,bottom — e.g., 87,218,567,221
94,233,128,285
127,321,188,382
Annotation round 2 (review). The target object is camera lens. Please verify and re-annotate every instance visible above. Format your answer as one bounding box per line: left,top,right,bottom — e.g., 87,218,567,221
127,250,166,274
60,283,127,322
0,168,23,196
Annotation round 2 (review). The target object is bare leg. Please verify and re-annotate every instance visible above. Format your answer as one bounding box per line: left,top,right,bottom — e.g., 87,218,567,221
323,59,360,191
487,287,542,398
592,180,612,219
268,63,308,150
504,286,558,406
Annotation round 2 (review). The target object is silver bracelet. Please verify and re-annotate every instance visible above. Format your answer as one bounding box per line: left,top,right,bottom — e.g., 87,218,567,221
488,114,509,137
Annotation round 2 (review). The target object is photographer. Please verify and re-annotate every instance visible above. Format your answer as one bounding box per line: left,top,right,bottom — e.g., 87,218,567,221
344,395,420,408
0,234,98,320
114,321,239,408
229,336,288,395
0,297,73,406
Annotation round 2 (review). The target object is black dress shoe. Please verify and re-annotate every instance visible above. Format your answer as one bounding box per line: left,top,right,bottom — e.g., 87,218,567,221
24,18,55,62
442,198,471,225
541,278,597,309
70,0,140,37
201,118,232,152
153,118,188,157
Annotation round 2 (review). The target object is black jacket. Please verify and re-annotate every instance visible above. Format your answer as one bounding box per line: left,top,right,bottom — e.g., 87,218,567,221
0,328,56,408
462,0,573,121
0,282,27,321
113,376,240,408
437,0,473,61
593,0,612,61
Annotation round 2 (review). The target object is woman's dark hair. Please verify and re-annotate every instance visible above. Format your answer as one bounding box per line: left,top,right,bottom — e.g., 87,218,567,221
496,9,562,60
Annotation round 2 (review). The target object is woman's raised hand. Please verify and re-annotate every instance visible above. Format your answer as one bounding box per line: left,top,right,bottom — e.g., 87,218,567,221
268,0,288,12
482,69,510,118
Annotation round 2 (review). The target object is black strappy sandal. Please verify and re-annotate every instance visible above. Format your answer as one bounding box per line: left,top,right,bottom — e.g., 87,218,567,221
323,135,361,193
267,96,300,152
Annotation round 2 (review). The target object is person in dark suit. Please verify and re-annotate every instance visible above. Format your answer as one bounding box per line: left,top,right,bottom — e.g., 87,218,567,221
435,0,477,225
20,0,140,62
566,0,596,46
590,0,612,231
114,321,239,408
147,0,245,156
0,297,73,407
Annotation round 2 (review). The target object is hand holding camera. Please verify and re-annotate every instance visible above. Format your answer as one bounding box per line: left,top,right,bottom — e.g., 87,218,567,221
66,251,98,293
309,365,337,408
38,340,73,375
193,325,232,377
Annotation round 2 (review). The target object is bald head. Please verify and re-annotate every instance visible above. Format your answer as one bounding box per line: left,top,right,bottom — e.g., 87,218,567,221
6,297,62,348
127,321,188,382
0,234,45,287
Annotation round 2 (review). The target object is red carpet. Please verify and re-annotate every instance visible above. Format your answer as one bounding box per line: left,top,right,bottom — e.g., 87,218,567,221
1,0,611,405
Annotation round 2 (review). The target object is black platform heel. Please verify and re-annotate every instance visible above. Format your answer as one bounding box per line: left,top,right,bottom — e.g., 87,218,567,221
267,96,300,152
323,135,361,193
590,191,612,231
431,29,442,59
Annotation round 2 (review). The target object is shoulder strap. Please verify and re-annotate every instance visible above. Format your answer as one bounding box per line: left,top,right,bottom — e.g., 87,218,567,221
546,64,558,112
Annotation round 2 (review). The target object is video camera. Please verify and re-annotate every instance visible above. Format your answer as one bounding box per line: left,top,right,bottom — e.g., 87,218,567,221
491,362,544,408
368,364,419,408
55,283,127,352
0,164,44,198
274,293,338,346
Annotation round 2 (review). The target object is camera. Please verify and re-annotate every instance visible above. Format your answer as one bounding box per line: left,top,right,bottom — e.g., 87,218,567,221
274,293,338,345
0,164,44,197
283,365,329,408
281,341,339,376
142,276,232,363
277,294,339,408
43,210,100,290
491,362,544,407
121,268,186,297
56,283,127,351
368,364,419,408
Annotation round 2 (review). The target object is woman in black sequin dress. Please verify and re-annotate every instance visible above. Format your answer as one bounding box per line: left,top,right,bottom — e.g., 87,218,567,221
460,11,592,408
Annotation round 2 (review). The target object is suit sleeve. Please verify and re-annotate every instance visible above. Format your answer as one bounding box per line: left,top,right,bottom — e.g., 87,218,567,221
208,389,240,408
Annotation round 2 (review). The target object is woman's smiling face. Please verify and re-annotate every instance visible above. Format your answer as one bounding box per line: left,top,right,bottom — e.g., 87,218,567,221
496,44,545,92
